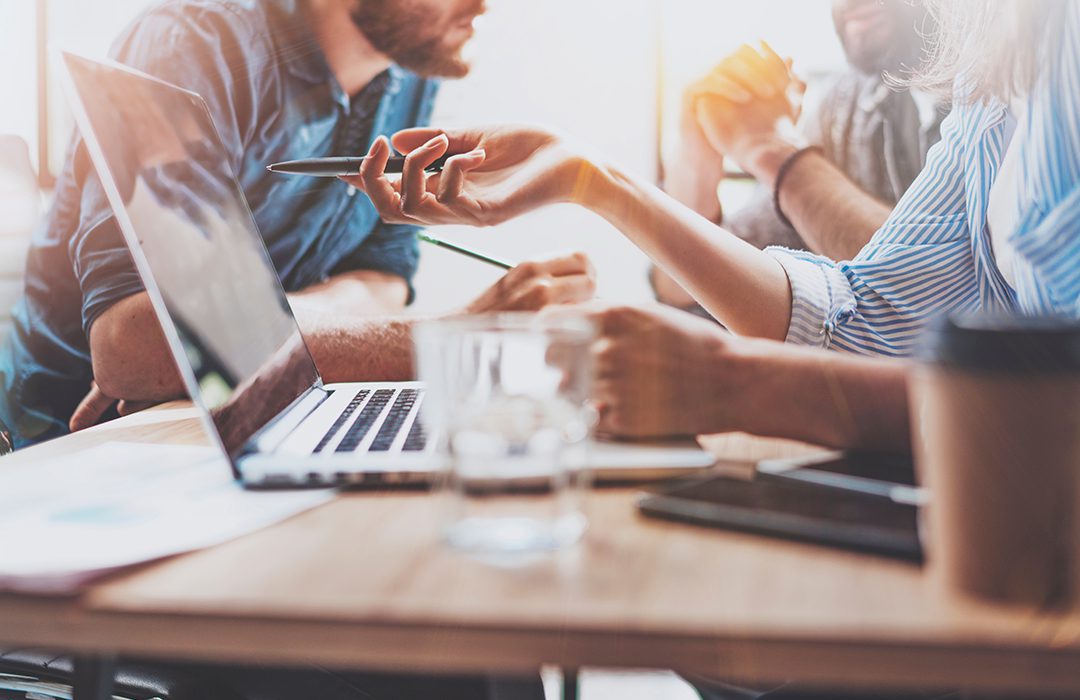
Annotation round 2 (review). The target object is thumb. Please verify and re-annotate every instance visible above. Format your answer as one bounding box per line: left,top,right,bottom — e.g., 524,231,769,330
69,382,117,432
117,399,158,417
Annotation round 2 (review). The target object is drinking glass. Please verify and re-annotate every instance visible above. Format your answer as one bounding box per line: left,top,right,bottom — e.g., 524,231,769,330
413,314,594,555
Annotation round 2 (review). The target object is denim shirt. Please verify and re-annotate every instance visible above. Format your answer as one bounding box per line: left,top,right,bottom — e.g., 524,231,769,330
0,0,438,447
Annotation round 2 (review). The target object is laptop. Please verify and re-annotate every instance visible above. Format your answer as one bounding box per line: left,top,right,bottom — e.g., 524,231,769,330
60,52,715,488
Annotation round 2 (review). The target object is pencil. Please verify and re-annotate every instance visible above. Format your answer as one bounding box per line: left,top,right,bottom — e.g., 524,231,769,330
417,232,514,270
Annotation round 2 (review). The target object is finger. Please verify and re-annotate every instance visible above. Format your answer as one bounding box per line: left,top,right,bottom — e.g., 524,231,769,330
359,137,410,222
691,75,752,104
339,174,364,191
117,399,158,417
534,251,595,278
759,41,791,83
547,273,598,305
721,47,776,100
593,305,642,338
401,134,448,215
69,384,117,432
591,337,623,378
437,149,486,203
592,380,633,436
392,127,480,156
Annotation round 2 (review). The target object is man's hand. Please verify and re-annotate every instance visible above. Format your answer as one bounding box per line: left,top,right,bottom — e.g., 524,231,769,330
69,382,162,433
342,125,584,228
464,253,597,313
690,42,805,186
665,71,728,223
562,303,748,438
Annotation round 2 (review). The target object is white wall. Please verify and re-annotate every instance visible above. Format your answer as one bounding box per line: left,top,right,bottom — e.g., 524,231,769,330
0,2,41,165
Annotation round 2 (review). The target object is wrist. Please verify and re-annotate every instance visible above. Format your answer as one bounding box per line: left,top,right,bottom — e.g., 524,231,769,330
740,137,801,189
571,157,645,223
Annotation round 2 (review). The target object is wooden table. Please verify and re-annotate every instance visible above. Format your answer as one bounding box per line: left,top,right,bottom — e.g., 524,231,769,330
4,403,1080,698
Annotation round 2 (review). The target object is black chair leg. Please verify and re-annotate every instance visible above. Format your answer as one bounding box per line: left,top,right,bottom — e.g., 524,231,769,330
73,654,115,700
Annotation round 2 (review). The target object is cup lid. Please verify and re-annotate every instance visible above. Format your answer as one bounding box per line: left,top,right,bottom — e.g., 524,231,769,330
918,313,1080,373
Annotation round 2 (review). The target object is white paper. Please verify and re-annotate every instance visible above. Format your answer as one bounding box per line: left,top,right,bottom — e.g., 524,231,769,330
0,442,333,594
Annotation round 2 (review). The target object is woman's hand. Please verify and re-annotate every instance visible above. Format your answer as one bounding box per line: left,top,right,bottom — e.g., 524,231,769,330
342,125,584,227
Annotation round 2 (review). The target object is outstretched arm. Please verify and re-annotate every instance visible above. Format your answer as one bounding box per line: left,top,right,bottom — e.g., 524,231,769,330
348,127,794,340
352,91,976,356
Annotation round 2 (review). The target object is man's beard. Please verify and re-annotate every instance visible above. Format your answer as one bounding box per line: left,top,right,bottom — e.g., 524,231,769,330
839,4,933,77
350,0,472,78
844,26,926,77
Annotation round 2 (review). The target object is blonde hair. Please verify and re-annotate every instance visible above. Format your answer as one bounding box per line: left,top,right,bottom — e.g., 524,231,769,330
906,0,1068,103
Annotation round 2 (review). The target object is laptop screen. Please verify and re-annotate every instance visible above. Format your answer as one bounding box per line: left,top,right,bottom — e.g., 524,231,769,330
62,54,321,459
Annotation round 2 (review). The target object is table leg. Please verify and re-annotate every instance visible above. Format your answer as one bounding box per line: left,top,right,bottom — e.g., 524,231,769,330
73,654,115,700
561,668,579,700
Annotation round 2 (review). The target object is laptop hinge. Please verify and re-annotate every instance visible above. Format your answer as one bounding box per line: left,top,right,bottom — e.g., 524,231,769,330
240,383,332,457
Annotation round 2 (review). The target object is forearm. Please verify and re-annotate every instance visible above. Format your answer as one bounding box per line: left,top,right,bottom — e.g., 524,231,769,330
89,294,186,401
296,312,417,383
778,152,891,259
735,339,912,451
744,141,891,260
580,160,792,340
663,150,724,222
91,284,415,403
288,269,408,316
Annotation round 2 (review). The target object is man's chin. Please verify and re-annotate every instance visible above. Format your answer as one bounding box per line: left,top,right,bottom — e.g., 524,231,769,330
395,52,471,79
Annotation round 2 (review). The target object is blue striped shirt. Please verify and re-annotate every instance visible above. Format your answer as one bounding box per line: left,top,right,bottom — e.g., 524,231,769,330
767,2,1080,357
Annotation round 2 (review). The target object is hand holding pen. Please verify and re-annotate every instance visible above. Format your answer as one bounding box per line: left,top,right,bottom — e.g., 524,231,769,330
336,127,579,228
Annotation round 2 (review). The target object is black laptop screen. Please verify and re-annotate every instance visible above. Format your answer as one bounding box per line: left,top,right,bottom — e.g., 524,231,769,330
64,54,321,458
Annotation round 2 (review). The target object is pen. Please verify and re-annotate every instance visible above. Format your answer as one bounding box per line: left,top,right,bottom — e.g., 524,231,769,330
417,232,514,270
267,154,450,177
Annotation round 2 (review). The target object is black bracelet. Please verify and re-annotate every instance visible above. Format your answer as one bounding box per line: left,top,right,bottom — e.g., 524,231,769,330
772,145,822,230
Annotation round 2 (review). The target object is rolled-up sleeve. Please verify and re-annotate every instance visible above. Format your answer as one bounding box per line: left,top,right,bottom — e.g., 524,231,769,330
69,177,145,333
765,104,981,357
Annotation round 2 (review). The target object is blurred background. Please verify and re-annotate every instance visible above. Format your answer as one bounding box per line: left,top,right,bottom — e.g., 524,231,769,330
0,0,845,319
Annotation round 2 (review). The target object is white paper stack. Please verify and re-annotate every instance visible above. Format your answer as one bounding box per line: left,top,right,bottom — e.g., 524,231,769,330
0,442,333,594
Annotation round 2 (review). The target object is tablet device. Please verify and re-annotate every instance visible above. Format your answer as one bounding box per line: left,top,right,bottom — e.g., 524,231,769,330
756,451,926,505
638,474,923,562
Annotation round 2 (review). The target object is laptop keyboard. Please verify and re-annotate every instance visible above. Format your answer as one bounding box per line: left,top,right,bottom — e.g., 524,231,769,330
315,388,426,454
401,419,428,452
369,389,420,452
334,389,395,452
313,390,370,453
